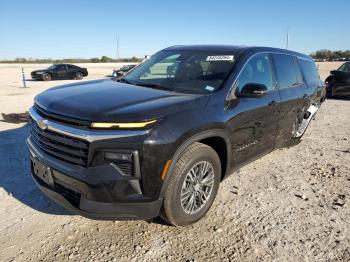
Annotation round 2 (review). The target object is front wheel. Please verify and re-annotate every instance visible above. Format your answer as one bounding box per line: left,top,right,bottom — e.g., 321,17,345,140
75,72,83,80
162,142,221,226
326,87,334,98
42,73,51,81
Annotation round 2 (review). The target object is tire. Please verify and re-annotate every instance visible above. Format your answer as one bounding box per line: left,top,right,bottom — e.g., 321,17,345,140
326,88,333,98
42,73,51,81
162,142,221,226
75,72,83,80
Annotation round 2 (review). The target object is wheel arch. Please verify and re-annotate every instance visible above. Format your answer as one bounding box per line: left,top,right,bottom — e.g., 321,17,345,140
159,129,232,198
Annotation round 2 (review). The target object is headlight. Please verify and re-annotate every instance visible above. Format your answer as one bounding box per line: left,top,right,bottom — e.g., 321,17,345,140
90,119,157,129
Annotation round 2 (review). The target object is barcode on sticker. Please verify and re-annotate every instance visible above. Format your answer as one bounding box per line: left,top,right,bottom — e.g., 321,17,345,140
205,85,215,91
206,55,234,61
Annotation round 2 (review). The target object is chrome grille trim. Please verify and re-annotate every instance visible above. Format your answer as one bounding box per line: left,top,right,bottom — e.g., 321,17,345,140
28,106,148,142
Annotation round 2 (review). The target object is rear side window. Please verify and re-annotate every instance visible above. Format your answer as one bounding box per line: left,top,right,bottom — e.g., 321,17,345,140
272,54,300,89
299,59,320,85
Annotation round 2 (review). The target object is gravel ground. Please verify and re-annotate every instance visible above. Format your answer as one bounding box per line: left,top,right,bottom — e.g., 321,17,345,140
0,62,349,261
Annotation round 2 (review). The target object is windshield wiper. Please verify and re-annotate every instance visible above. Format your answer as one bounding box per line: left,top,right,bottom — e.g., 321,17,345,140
118,78,132,84
134,82,174,91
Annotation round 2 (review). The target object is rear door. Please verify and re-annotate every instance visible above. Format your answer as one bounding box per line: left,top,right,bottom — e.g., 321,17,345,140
226,53,281,166
271,54,308,148
298,57,324,102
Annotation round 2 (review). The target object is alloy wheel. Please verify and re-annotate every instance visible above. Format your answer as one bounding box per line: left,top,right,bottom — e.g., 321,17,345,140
180,161,215,214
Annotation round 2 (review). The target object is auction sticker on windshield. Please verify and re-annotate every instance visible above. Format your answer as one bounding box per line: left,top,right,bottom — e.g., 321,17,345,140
206,55,234,61
204,85,215,91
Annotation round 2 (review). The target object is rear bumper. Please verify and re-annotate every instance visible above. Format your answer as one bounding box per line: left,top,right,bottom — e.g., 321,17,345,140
27,137,162,220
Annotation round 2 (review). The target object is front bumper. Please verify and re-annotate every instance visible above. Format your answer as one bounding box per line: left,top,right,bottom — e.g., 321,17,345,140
27,137,162,220
31,73,43,80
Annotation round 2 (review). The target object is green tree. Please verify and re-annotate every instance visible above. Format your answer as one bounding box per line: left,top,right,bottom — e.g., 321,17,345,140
90,58,100,63
100,56,113,62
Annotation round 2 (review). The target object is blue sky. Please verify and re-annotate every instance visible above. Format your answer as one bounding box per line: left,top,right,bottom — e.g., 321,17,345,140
0,0,349,59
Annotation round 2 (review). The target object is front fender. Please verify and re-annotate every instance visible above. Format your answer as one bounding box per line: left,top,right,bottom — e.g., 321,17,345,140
156,127,232,198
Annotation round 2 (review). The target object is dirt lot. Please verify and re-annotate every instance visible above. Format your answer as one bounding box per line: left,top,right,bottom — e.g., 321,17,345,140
0,62,349,261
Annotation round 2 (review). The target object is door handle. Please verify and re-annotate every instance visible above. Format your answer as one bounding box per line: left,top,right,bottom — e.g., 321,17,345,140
268,100,277,106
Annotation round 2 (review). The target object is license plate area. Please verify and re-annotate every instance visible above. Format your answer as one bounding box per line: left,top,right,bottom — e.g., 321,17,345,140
32,158,54,186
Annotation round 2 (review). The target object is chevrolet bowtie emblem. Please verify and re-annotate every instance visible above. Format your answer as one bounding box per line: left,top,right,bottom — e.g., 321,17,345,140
37,119,48,130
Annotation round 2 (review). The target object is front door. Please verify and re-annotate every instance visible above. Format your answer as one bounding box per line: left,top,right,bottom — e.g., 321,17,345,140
55,65,68,79
226,53,280,167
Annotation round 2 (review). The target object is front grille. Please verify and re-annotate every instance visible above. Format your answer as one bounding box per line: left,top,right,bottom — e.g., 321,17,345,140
54,183,81,208
30,119,89,166
34,104,90,128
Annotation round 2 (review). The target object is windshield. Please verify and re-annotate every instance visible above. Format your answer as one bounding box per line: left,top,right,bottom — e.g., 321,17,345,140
48,65,58,70
121,50,236,94
338,62,350,72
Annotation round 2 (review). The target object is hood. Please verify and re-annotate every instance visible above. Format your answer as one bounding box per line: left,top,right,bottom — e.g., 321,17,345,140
32,69,49,74
35,79,208,122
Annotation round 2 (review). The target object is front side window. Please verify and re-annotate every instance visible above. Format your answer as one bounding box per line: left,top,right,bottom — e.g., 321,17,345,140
55,65,66,71
236,54,274,92
272,54,300,88
122,50,236,94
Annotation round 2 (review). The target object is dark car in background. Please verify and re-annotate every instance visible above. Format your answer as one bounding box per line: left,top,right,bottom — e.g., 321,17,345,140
27,45,325,226
112,64,137,78
31,64,88,81
325,61,350,98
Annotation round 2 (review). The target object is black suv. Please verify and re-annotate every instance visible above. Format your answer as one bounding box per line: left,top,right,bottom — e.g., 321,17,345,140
325,61,350,98
27,45,325,226
31,64,88,81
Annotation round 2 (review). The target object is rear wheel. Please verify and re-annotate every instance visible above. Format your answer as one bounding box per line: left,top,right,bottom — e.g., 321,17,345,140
162,142,221,226
75,72,83,80
42,73,51,81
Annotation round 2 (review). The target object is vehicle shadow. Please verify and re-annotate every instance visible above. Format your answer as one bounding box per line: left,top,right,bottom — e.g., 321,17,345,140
327,96,350,101
0,124,71,215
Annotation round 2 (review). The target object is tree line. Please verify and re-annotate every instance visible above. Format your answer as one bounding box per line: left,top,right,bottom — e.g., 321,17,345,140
2,50,350,63
310,50,350,61
0,56,142,64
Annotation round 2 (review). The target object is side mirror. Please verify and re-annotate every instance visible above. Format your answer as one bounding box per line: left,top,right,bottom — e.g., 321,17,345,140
237,83,268,98
330,70,336,75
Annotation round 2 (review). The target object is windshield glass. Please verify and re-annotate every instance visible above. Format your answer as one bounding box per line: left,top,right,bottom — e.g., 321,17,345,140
122,50,236,94
338,62,350,72
48,65,58,70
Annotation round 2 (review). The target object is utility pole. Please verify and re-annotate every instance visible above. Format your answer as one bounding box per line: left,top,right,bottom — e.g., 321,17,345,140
285,27,289,50
116,33,120,60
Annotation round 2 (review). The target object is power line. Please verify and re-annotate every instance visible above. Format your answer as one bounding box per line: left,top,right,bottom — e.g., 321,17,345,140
116,33,120,59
